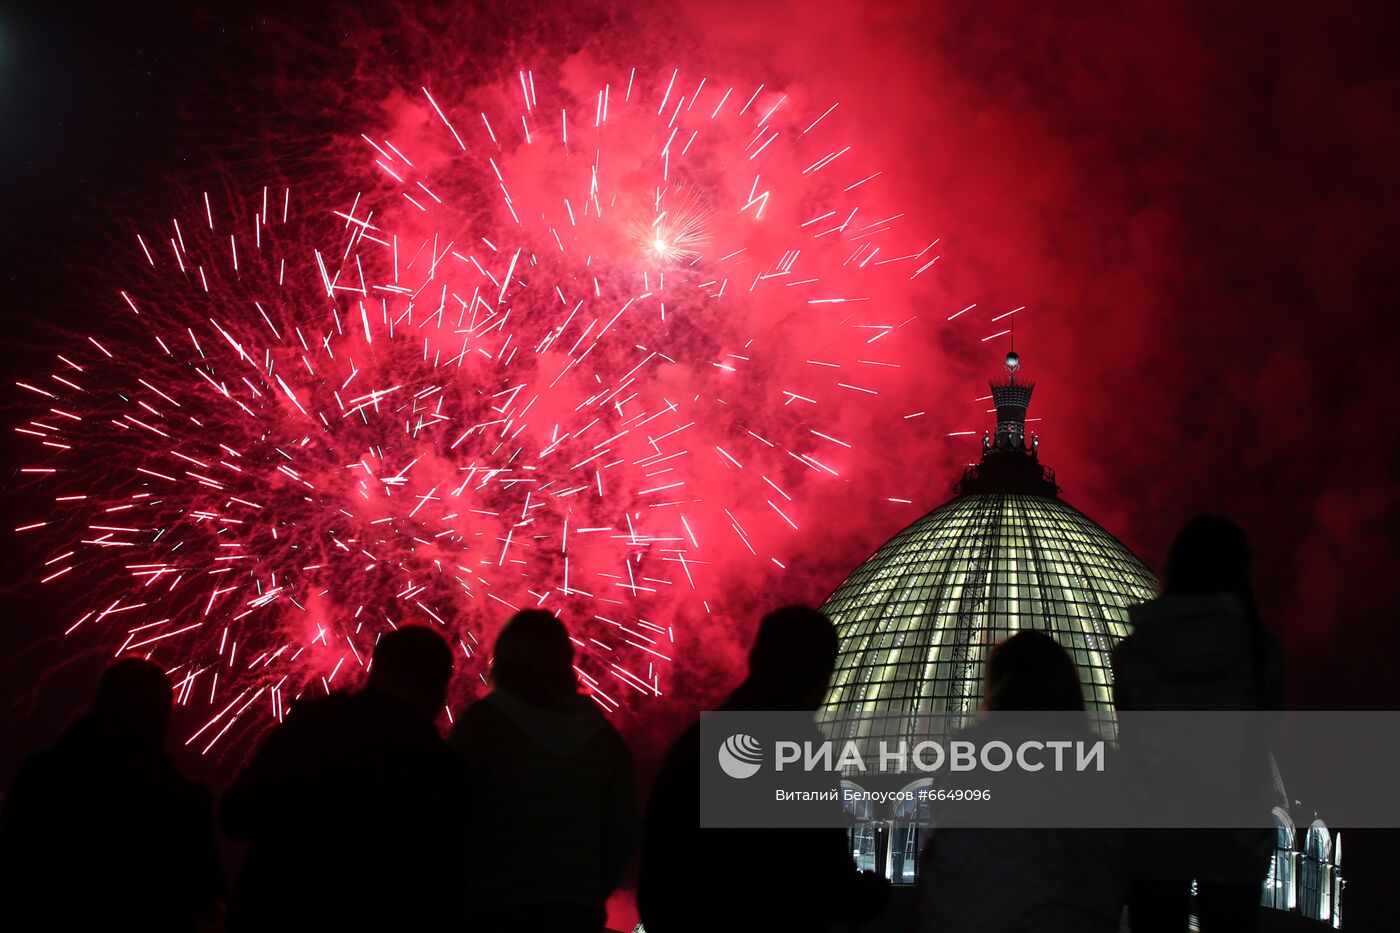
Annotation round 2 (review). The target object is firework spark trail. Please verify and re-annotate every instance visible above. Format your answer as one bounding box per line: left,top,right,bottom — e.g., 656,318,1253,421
13,67,932,750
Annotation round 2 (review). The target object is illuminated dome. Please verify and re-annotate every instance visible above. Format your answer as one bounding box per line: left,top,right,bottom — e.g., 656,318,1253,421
821,354,1343,925
823,493,1155,719
823,354,1156,722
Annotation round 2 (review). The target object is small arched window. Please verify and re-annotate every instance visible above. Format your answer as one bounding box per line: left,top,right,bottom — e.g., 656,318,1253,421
840,780,875,822
1305,820,1331,862
1272,806,1296,851
893,777,934,823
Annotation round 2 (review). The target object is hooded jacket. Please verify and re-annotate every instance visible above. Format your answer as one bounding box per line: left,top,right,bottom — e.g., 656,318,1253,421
449,689,638,915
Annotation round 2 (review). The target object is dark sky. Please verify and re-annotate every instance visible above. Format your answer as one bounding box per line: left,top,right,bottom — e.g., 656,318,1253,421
1,1,1397,926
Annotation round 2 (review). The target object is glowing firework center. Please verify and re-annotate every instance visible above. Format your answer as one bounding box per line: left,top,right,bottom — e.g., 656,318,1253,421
819,354,1342,925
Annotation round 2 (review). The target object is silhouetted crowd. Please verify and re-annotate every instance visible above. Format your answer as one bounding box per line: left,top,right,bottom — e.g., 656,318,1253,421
0,514,1282,932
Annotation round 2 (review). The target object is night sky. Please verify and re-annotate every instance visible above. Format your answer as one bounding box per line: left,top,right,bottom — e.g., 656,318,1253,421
2,1,1397,927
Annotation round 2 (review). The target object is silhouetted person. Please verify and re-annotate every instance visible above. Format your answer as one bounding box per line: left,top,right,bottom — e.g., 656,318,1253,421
450,610,637,933
0,658,224,932
221,626,467,932
919,630,1128,932
1113,514,1284,933
639,606,889,933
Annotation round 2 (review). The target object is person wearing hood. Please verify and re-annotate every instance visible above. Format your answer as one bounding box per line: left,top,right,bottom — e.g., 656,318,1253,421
1112,514,1285,933
450,610,638,933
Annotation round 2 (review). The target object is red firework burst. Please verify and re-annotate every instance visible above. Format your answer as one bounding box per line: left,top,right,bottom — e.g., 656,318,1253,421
13,66,934,752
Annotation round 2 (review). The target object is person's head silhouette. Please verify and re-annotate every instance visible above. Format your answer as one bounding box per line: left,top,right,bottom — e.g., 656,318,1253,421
984,630,1084,713
491,610,578,708
743,606,839,711
1163,513,1252,599
367,626,454,717
93,657,173,749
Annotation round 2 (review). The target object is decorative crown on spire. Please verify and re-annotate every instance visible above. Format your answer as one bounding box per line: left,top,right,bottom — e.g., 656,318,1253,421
988,350,1035,454
956,351,1058,497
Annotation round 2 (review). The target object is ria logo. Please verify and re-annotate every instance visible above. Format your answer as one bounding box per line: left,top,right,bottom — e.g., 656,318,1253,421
718,733,764,779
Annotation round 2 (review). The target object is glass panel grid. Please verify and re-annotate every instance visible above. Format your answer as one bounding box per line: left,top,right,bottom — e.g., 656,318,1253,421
823,493,1157,727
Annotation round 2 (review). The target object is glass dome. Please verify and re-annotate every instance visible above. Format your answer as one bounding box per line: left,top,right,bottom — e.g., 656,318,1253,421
822,491,1157,722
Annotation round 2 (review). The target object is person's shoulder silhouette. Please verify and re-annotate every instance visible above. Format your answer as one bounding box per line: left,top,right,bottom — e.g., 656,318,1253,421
919,630,1128,933
1113,514,1281,933
221,625,468,933
639,605,888,933
0,658,224,932
1114,513,1284,713
449,609,638,933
